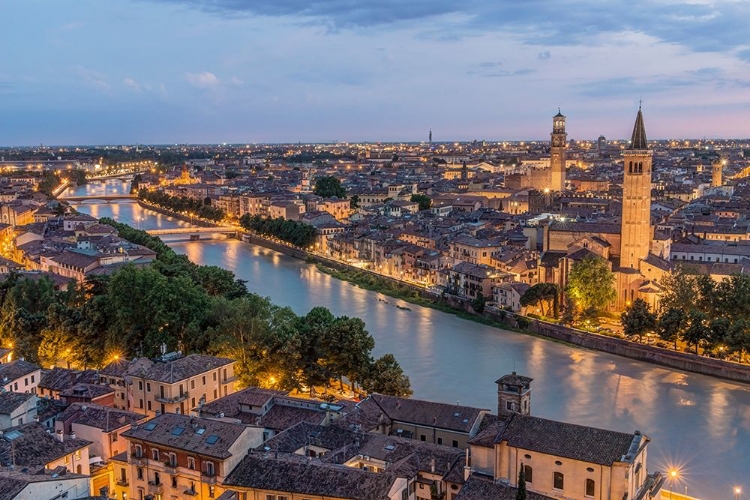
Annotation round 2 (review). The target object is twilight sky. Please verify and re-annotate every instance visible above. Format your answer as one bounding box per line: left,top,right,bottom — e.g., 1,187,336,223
1,0,750,145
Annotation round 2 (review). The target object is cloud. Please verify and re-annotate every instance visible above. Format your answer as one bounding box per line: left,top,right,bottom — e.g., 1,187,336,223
154,0,750,57
186,71,221,88
123,77,141,90
229,76,244,86
72,65,109,90
538,50,551,60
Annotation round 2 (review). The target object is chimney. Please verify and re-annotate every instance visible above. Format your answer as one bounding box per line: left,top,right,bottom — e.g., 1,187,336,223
430,458,436,474
463,448,472,481
56,430,64,442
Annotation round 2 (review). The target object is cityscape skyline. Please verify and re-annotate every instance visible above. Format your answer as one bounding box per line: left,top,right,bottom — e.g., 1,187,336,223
2,1,750,145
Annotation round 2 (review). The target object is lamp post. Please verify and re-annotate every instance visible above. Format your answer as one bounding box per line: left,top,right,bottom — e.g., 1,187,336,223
736,487,742,500
669,469,678,500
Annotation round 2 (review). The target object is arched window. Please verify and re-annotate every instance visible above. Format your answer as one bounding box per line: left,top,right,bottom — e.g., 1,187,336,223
524,465,533,483
586,478,595,496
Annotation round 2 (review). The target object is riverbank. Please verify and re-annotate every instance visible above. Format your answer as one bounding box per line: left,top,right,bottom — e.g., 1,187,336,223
242,231,750,384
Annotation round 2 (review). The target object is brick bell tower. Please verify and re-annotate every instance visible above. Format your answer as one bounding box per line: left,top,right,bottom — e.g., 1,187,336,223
550,109,567,192
620,106,653,270
496,372,533,417
712,157,724,187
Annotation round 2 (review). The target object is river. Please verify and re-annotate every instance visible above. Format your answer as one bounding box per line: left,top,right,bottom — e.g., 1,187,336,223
65,180,749,497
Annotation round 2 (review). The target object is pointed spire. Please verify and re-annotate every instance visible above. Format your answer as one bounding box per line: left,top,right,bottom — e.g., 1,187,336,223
629,107,647,150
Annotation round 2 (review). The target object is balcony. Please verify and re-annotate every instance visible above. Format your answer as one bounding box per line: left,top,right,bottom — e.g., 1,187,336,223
163,463,178,474
147,482,163,495
115,478,129,487
201,473,217,484
130,455,145,466
222,375,237,384
183,488,199,497
155,391,189,404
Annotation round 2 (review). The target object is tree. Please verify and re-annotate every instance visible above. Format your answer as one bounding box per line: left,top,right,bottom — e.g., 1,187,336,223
323,316,375,391
565,255,616,317
682,309,710,354
516,464,527,500
363,354,413,397
520,283,559,318
410,194,432,211
350,195,360,209
560,296,576,326
314,176,346,198
471,292,486,314
659,270,698,314
620,299,656,343
657,307,684,350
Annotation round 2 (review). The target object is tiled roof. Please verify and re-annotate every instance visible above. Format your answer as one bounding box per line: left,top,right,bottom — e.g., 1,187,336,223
127,354,234,384
0,423,91,468
224,455,399,500
499,414,639,466
122,413,247,459
0,392,35,415
455,473,554,500
262,422,357,454
59,383,114,400
372,394,488,434
0,469,91,500
57,403,144,432
39,368,98,392
200,387,286,418
0,360,40,383
258,403,327,432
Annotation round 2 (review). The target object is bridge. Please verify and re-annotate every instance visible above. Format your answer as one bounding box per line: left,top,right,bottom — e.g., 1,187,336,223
147,227,239,236
59,194,138,203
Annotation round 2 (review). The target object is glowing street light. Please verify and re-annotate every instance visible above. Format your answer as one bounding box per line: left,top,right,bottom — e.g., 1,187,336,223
668,469,679,500
736,487,742,500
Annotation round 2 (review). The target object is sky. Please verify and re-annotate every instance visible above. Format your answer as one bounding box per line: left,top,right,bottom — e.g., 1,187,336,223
1,0,750,145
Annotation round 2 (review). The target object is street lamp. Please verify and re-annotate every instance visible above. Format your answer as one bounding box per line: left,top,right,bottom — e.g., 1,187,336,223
668,469,679,500
736,487,742,500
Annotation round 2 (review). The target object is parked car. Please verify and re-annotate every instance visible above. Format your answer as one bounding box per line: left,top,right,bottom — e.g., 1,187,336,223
655,341,669,349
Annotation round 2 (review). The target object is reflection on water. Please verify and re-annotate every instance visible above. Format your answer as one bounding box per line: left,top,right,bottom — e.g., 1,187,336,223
70,183,750,498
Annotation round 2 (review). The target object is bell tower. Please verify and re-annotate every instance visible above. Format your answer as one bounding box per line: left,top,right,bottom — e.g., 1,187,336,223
620,106,653,270
550,109,567,192
712,157,724,187
496,372,533,417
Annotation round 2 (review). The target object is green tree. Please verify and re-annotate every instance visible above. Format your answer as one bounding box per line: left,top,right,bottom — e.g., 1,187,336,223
410,194,432,211
323,316,375,391
657,307,684,350
471,292,486,314
349,195,360,209
516,464,527,500
565,255,616,317
620,299,656,343
363,354,413,397
682,310,710,354
313,176,346,198
520,283,559,318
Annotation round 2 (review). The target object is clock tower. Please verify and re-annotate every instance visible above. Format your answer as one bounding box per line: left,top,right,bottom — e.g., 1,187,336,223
550,109,567,192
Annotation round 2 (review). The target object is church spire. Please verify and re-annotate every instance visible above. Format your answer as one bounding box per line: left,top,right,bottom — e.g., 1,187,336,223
629,106,647,150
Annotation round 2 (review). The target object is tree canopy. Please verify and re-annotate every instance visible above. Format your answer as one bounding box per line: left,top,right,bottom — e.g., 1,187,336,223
410,194,432,211
314,176,346,198
0,220,411,397
565,255,615,317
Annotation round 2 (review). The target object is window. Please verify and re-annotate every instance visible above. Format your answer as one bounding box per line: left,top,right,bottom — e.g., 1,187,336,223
553,472,564,490
168,453,177,467
205,461,215,476
202,376,206,385
147,383,151,392
31,375,34,383
213,389,217,399
266,496,276,500
187,457,196,470
209,485,216,498
111,433,118,443
191,380,195,389
153,471,160,486
213,372,217,381
437,437,443,445
586,478,595,497
524,465,533,483
452,440,458,448
134,444,143,458
139,399,144,409
171,476,177,489
152,449,159,461
138,381,143,391
506,401,514,411
420,434,426,442
137,467,143,480
147,401,152,411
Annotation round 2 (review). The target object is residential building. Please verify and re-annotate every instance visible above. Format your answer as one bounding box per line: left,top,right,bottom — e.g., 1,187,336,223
0,360,41,394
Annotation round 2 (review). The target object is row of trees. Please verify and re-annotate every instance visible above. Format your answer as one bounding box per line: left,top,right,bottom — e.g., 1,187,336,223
0,220,412,397
239,214,317,248
138,189,226,221
621,272,750,360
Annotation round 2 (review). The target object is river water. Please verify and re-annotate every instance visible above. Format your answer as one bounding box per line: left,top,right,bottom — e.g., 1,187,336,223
64,180,749,497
